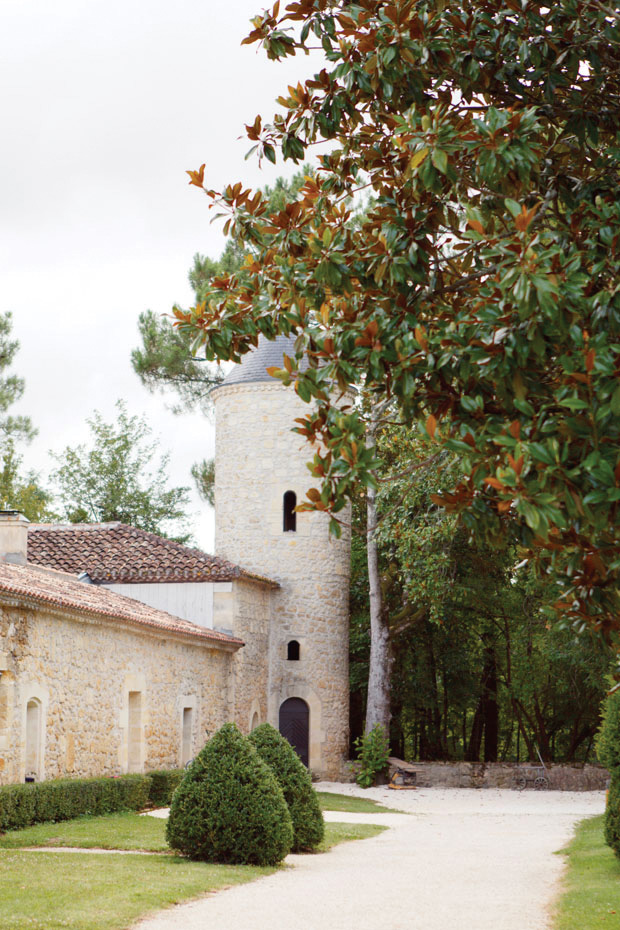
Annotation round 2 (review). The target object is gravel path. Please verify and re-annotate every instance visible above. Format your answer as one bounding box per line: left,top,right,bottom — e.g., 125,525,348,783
134,784,605,930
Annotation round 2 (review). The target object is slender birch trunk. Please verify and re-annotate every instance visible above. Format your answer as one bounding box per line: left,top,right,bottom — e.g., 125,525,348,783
364,407,391,735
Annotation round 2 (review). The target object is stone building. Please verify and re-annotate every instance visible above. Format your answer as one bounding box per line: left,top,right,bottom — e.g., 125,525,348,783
0,335,351,783
213,335,351,776
0,515,243,784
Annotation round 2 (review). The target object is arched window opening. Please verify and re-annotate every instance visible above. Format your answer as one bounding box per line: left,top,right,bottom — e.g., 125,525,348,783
287,640,300,661
283,491,297,532
25,698,42,782
250,711,260,732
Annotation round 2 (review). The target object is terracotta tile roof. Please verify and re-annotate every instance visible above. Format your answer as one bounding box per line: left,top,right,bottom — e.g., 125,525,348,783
0,561,243,648
27,523,278,587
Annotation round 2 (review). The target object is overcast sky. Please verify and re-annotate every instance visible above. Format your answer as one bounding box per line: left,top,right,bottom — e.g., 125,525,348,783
1,0,322,550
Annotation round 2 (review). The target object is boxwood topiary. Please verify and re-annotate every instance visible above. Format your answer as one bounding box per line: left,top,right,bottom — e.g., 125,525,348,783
597,689,620,857
248,723,324,851
165,722,293,865
605,776,620,857
596,689,620,777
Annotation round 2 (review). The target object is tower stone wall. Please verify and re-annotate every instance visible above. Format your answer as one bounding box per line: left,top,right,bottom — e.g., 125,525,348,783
213,379,350,778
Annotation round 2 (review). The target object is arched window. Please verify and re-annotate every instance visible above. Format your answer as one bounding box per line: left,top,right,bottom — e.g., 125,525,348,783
283,491,297,532
287,640,300,661
250,711,260,731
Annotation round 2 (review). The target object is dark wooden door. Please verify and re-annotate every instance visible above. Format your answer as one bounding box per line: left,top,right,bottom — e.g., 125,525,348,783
279,697,309,767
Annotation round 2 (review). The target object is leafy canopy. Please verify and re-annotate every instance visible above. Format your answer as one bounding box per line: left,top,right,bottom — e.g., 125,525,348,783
175,1,620,649
351,428,610,762
50,400,192,542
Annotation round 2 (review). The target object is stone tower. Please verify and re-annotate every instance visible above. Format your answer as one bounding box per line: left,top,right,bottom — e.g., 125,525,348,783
212,335,350,779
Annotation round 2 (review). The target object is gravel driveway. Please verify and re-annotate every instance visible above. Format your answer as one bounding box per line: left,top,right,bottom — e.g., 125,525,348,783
134,784,605,930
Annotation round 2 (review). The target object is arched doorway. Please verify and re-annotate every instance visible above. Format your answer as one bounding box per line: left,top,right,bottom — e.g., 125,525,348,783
279,697,309,767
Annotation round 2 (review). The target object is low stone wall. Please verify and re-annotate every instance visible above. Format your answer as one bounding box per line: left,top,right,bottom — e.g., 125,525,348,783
387,759,609,791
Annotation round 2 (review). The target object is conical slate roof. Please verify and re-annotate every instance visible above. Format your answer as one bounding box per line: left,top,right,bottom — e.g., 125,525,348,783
221,334,307,386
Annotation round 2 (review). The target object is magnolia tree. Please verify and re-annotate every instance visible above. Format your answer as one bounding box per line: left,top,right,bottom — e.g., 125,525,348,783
175,2,620,704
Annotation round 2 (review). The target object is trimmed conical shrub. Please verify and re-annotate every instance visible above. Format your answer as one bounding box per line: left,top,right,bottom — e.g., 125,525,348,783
248,723,324,851
166,722,293,865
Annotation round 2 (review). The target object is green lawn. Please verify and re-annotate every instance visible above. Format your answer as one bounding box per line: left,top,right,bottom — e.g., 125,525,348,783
0,814,387,930
0,850,269,930
317,790,401,813
0,811,168,851
554,815,620,929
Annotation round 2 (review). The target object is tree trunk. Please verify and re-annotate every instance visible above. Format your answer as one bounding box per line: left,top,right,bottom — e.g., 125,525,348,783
466,702,484,761
425,622,445,757
533,698,552,763
466,644,498,762
512,698,537,761
482,646,498,763
364,410,391,735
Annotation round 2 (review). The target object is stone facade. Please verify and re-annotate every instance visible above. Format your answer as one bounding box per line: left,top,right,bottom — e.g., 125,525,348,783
223,578,273,734
0,599,235,784
213,380,351,779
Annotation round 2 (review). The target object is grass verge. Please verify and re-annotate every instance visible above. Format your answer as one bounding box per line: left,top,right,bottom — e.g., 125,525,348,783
554,814,620,929
316,821,386,852
317,791,400,813
0,816,387,929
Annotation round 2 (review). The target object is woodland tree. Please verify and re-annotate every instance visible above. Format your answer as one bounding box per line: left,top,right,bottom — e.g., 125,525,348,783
50,401,192,542
350,431,610,762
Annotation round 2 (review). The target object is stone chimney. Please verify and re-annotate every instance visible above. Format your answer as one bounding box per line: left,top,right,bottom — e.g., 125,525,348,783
0,511,30,565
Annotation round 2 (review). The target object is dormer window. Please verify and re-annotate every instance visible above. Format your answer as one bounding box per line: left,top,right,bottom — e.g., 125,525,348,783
283,491,297,532
287,640,300,661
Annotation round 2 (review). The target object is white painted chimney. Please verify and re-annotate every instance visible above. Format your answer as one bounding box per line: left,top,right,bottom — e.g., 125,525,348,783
0,511,30,565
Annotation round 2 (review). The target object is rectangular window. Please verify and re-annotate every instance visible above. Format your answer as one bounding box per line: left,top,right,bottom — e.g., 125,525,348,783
182,707,193,766
127,691,142,773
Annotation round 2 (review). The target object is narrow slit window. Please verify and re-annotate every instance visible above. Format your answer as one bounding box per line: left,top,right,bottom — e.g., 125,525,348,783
287,640,300,661
283,491,297,532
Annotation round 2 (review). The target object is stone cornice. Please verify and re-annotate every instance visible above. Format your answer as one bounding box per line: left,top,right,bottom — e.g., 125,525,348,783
212,381,293,399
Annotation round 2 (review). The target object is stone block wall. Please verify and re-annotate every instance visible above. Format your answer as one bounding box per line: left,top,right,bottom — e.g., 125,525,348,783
0,602,235,784
230,578,272,734
214,381,350,778
387,759,609,791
